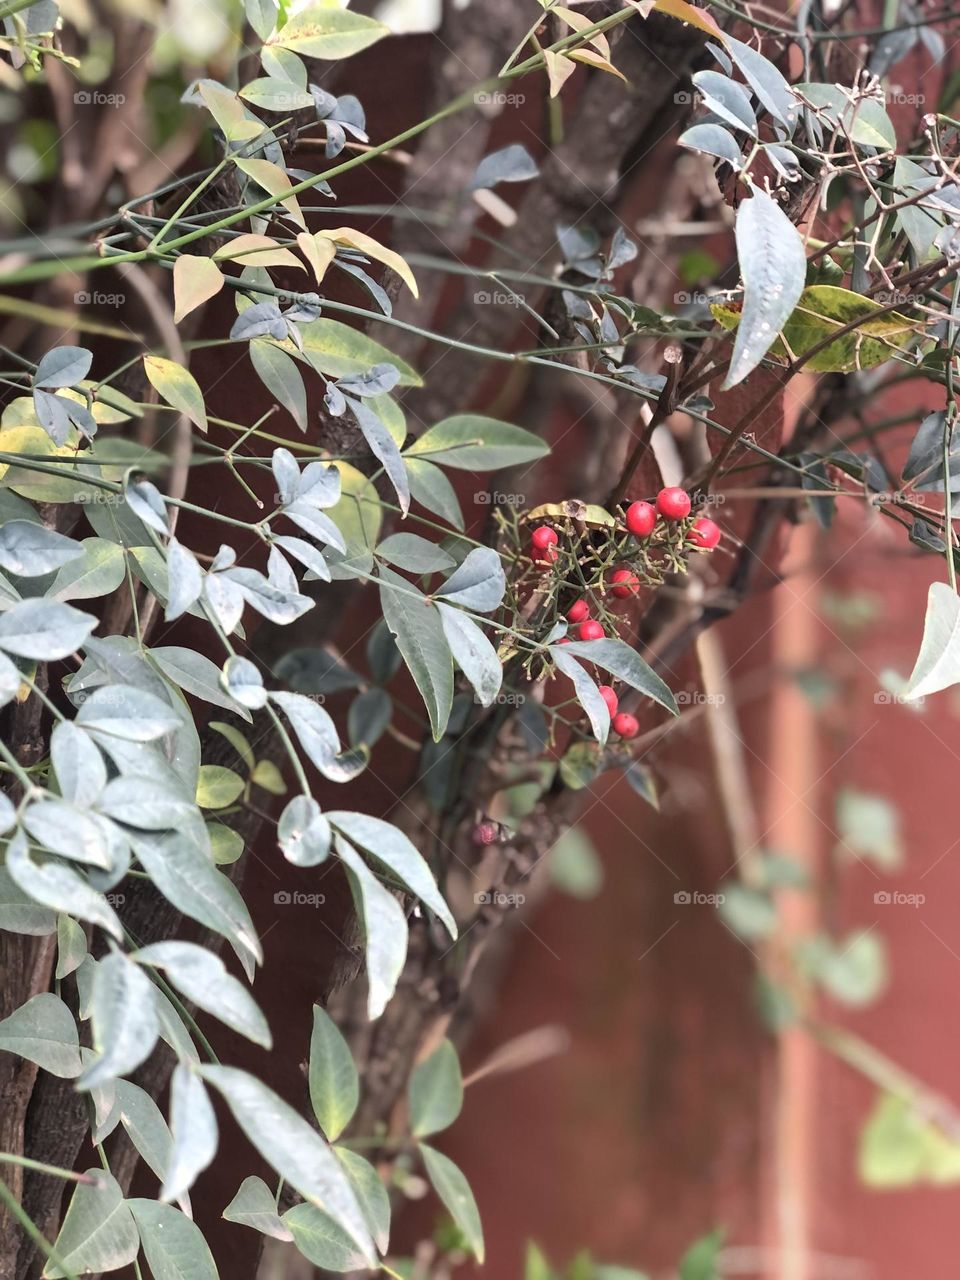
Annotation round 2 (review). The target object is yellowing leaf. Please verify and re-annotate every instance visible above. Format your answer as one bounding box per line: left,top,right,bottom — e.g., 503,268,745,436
268,8,388,59
553,6,610,57
173,255,224,323
198,82,264,142
650,0,725,39
568,49,627,81
234,159,306,230
544,49,576,97
316,228,418,298
296,232,337,284
213,235,304,270
143,356,208,433
711,284,919,373
0,421,84,503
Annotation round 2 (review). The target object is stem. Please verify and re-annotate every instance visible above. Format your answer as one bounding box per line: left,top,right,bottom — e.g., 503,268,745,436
0,1176,78,1280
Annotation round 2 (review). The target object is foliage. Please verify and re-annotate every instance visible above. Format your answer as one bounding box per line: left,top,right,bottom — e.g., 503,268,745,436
1,0,960,1273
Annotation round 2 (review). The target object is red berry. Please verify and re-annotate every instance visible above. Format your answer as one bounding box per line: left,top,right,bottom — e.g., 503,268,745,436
625,501,657,537
609,568,639,599
612,712,639,739
578,620,605,642
474,820,499,846
567,599,590,624
532,541,559,564
689,517,721,549
656,486,692,521
531,525,559,551
598,685,618,716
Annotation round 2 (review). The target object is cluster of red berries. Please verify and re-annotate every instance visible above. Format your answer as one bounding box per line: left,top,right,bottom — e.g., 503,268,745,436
528,487,721,566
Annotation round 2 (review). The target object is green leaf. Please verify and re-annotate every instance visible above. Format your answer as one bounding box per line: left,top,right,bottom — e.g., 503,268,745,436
77,684,181,741
0,520,82,575
250,341,308,432
379,567,453,741
802,930,888,1006
239,76,315,111
56,913,87,979
308,1005,359,1142
200,1064,375,1264
405,457,464,529
551,648,609,744
327,812,457,939
35,346,92,389
797,83,896,148
405,415,548,470
128,1199,219,1280
79,949,160,1090
47,537,125,601
163,1064,219,1202
143,355,208,432
347,395,410,515
723,187,806,389
836,788,902,870
152,646,252,720
437,547,505,612
335,835,408,1020
173,254,225,323
278,795,331,866
420,1144,484,1263
43,1172,139,1279
409,1039,463,1137
437,603,502,708
135,941,271,1048
0,992,82,1077
283,1202,370,1271
904,581,960,700
115,1079,174,1185
679,1227,724,1280
300,319,421,386
269,6,388,59
5,830,122,939
196,764,246,809
271,690,365,784
222,1175,293,1241
131,831,262,973
712,285,916,373
377,533,455,574
859,1092,960,1187
557,637,677,714
209,821,244,865
717,883,777,940
336,1149,390,1254
0,598,96,659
